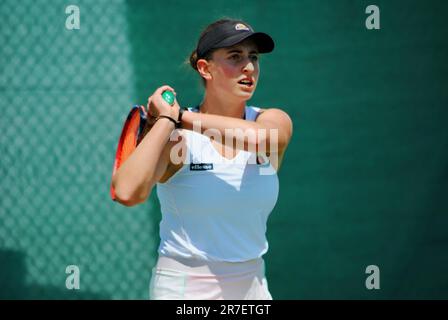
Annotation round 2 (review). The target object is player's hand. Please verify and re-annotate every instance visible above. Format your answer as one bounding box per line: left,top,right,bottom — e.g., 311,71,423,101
147,85,180,121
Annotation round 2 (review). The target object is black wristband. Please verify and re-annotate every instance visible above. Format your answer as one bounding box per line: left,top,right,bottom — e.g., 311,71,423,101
155,115,178,128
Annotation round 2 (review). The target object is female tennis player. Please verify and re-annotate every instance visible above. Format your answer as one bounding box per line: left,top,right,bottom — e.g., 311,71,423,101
112,18,293,300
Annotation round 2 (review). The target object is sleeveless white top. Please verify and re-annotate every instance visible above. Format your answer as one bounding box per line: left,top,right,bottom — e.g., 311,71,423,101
156,106,279,262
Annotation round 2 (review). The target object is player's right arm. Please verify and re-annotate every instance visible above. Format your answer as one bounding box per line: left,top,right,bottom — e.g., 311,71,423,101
112,86,180,206
112,119,174,206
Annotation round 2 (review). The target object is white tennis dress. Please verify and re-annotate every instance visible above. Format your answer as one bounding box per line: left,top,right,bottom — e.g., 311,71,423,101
150,106,279,300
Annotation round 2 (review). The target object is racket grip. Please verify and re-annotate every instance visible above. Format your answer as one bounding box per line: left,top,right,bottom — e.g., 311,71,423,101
161,90,175,106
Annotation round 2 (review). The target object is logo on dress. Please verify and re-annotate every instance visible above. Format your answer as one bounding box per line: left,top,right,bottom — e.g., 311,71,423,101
190,163,214,171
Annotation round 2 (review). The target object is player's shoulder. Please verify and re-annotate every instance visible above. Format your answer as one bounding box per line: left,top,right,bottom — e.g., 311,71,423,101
252,106,291,119
249,105,287,112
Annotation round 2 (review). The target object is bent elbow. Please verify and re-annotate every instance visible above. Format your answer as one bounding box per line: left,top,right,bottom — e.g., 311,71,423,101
114,194,148,207
114,196,140,207
113,184,151,207
113,189,137,207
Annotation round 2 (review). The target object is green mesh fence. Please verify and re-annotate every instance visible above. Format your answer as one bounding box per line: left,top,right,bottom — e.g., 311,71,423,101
0,0,158,299
1,0,448,299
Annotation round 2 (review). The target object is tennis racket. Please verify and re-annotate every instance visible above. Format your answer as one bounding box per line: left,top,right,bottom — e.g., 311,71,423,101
110,90,175,200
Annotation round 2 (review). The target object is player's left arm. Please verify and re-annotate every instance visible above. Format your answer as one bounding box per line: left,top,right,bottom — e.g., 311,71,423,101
181,106,293,157
255,108,293,170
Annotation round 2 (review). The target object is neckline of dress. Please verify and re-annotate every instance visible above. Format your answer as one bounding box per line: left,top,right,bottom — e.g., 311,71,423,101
189,105,247,163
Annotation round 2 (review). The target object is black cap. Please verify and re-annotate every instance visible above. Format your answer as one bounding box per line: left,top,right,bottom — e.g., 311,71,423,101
196,20,275,58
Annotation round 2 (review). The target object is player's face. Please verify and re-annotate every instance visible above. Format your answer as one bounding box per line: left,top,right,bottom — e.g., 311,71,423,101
208,39,260,100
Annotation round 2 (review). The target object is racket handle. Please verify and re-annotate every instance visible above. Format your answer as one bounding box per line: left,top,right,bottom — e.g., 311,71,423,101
162,90,175,106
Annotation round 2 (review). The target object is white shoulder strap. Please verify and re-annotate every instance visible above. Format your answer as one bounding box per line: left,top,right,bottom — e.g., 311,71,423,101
187,105,261,121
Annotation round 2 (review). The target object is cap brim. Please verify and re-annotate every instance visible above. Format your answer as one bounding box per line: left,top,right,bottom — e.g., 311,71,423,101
212,31,275,54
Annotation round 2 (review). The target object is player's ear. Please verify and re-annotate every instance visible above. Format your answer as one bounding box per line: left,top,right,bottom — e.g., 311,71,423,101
197,59,212,81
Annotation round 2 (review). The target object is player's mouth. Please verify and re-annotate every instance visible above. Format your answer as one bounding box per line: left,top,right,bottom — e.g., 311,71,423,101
237,78,254,88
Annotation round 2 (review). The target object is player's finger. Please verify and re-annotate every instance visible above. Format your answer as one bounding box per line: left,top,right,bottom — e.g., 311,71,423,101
154,85,175,96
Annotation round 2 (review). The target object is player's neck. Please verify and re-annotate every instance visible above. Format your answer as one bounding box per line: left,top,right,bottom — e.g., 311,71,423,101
199,91,246,119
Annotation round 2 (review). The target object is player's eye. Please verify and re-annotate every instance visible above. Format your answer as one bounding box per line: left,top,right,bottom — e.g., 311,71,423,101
229,54,241,61
250,55,259,62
